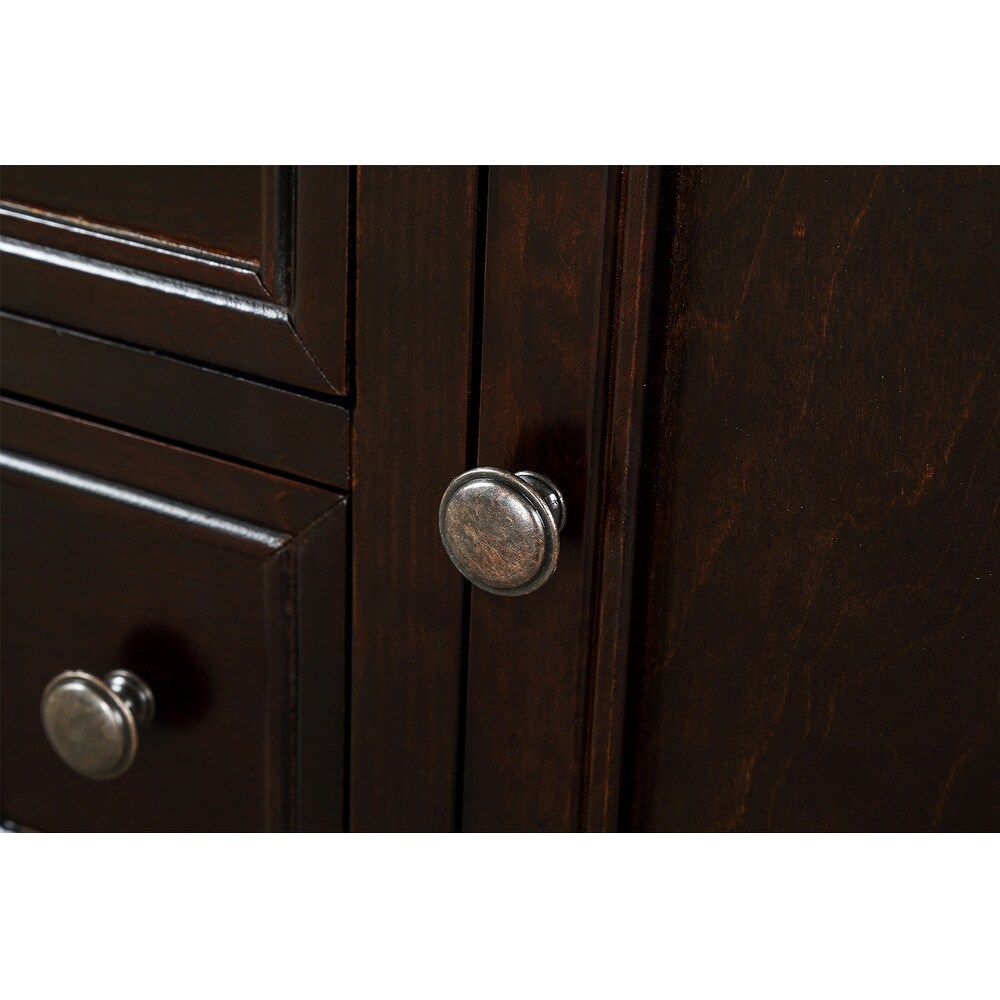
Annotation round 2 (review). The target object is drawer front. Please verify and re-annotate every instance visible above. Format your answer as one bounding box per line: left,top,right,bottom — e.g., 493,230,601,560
0,166,351,394
0,400,346,832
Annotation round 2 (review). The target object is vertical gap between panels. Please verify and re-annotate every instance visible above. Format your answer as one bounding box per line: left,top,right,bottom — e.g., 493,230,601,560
616,166,682,832
577,166,627,831
342,166,359,832
454,165,489,832
345,166,358,403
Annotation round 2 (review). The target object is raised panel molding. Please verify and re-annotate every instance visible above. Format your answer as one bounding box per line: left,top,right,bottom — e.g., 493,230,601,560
0,167,351,395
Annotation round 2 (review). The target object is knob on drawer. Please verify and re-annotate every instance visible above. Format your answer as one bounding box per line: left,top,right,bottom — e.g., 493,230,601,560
41,670,155,780
439,468,566,596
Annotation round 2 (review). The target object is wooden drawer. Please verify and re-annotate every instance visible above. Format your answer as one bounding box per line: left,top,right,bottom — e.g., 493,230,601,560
0,167,351,395
0,400,346,831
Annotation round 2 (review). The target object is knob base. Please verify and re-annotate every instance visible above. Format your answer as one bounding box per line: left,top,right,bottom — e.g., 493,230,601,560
106,669,155,729
514,472,566,532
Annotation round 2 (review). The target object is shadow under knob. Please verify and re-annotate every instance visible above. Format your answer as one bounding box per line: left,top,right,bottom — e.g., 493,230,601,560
41,669,155,780
439,468,566,596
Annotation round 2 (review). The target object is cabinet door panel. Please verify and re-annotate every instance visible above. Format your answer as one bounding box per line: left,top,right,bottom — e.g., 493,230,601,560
461,167,650,832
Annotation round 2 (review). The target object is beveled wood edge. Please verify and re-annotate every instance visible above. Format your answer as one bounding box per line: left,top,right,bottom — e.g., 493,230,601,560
259,166,292,303
0,236,339,394
0,165,354,396
292,502,348,831
0,312,351,489
0,396,343,534
262,495,348,831
0,202,269,300
0,449,291,556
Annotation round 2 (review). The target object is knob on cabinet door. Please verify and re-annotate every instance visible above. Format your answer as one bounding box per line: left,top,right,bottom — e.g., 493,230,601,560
439,468,566,596
41,670,155,780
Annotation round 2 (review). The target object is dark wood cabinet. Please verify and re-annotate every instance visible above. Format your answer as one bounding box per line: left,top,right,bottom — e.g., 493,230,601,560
1,166,996,832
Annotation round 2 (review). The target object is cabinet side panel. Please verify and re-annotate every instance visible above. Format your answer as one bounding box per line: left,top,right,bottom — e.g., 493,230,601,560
624,167,1000,831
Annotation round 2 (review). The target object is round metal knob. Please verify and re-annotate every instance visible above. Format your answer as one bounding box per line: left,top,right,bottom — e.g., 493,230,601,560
439,468,566,596
41,669,155,780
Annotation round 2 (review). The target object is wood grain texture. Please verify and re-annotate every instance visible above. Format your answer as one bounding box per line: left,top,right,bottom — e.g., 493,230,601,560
1,313,350,488
0,400,346,832
293,166,352,394
623,166,1000,831
462,167,622,831
351,167,480,831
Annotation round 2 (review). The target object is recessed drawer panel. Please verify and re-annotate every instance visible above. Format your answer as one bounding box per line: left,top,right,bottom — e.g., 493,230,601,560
2,166,267,261
0,399,346,832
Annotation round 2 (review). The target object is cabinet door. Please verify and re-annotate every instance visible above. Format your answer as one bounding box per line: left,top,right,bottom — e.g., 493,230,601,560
351,167,658,830
462,167,635,831
0,400,346,832
0,167,350,394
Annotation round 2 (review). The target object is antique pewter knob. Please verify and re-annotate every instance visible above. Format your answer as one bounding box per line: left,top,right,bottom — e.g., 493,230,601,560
439,468,566,596
41,670,155,780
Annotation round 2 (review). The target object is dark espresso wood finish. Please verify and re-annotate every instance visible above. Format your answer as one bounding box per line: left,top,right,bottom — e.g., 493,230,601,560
0,167,350,394
0,202,268,299
1,314,350,488
293,166,352,390
0,400,346,832
462,167,627,831
623,167,1000,832
1,167,281,302
351,167,481,831
583,166,666,830
3,166,997,834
